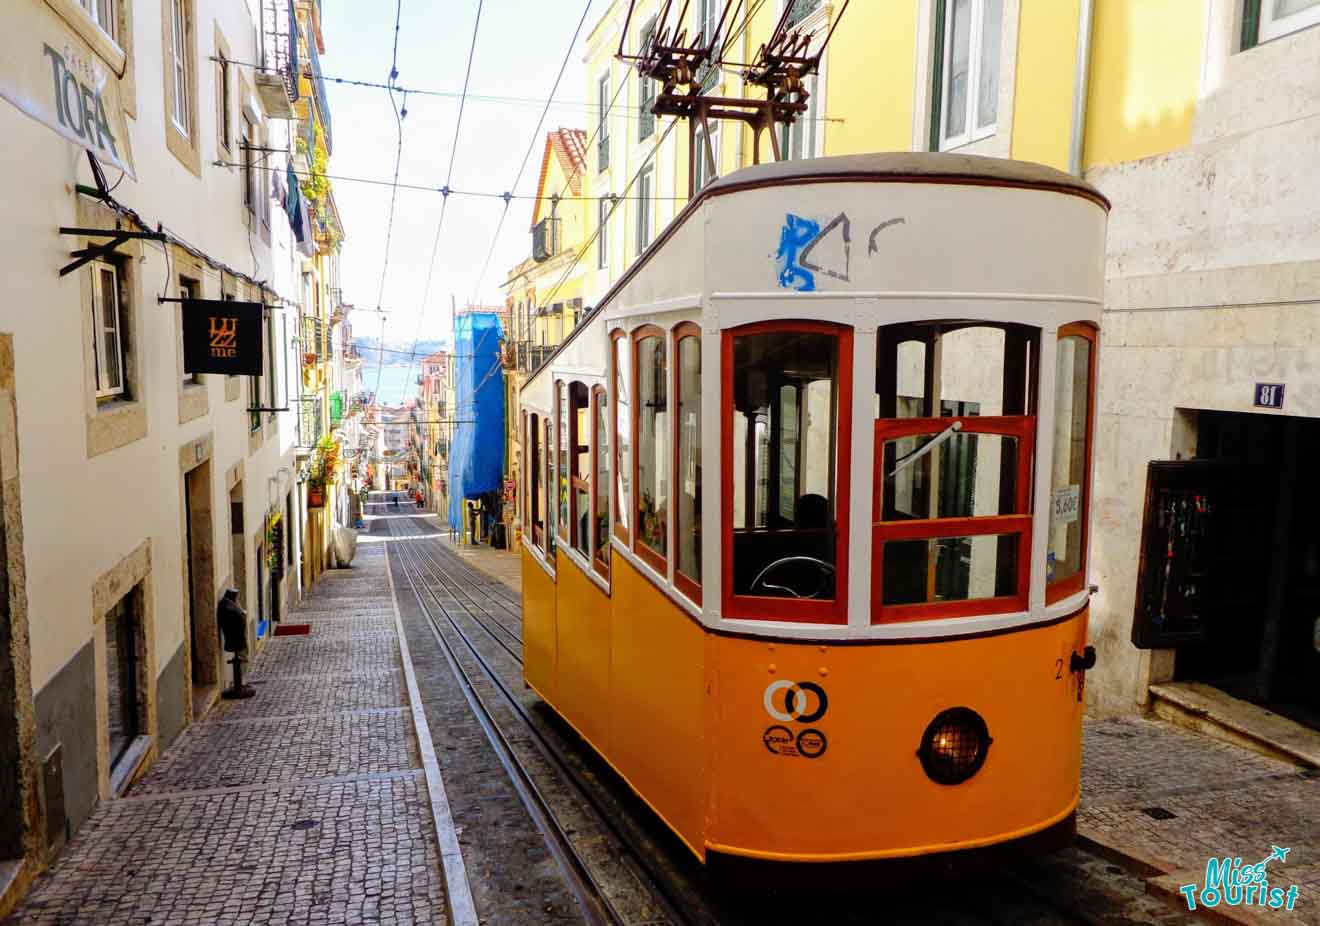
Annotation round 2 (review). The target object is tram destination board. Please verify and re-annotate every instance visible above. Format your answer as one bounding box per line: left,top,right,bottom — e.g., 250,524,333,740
182,299,264,375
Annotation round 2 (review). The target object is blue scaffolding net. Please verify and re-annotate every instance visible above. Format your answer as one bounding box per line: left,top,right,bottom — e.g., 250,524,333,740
448,312,505,533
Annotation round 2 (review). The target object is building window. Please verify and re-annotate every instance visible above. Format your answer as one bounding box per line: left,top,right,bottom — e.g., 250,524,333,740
569,382,591,557
80,0,118,43
873,322,1036,623
266,311,279,411
785,0,822,28
636,164,653,255
1047,324,1096,602
90,261,126,399
1246,0,1320,45
633,327,669,571
778,75,819,161
597,75,611,171
180,277,200,385
638,18,657,140
697,0,721,89
933,0,1003,151
592,385,611,577
217,55,231,153
611,330,631,543
598,197,610,269
674,324,702,603
694,121,720,191
241,115,257,215
726,322,851,624
169,0,191,134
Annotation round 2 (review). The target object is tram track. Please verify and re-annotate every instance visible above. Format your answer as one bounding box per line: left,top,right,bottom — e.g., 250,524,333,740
386,515,703,926
375,505,1196,926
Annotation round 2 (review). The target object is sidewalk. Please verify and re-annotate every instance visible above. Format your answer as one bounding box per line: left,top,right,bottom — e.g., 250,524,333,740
1080,717,1318,923
8,544,449,926
438,531,521,594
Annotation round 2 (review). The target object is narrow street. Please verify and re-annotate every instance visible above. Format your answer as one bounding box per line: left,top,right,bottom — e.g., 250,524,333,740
7,498,1317,924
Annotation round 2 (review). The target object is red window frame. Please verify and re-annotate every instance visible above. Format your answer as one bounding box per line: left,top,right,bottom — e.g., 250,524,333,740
871,415,1035,623
1045,322,1098,605
555,380,570,545
529,413,544,549
590,385,611,580
520,410,528,534
543,417,555,560
672,322,702,605
632,324,669,575
568,382,590,557
610,329,630,545
720,320,853,625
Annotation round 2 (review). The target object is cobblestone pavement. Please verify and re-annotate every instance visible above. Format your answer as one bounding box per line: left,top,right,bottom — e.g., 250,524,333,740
1081,717,1319,923
8,544,449,926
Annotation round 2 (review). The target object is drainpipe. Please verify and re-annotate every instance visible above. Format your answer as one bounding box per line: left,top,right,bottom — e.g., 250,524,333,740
1069,0,1096,177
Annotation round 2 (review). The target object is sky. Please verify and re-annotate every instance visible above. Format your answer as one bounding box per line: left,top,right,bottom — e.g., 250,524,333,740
321,1,599,348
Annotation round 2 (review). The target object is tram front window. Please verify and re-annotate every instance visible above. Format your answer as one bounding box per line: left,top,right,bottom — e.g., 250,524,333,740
730,329,841,603
874,322,1037,620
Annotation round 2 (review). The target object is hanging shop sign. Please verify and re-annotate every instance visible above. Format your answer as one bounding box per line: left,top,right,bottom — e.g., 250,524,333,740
182,300,264,375
0,0,136,176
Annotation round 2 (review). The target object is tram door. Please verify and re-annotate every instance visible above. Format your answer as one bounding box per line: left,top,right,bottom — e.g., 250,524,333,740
1133,412,1320,726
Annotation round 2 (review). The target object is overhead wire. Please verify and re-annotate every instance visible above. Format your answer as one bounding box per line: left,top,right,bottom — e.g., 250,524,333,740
371,0,409,407
471,0,599,300
396,0,486,408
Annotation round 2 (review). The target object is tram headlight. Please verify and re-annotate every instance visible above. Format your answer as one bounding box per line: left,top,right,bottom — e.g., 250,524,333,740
917,708,992,785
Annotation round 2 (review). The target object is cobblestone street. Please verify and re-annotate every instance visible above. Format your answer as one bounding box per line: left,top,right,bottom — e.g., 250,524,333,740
7,544,449,926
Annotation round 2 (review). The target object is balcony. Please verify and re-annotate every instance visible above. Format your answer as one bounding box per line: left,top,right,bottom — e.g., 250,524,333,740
306,35,333,154
532,218,559,263
256,0,300,118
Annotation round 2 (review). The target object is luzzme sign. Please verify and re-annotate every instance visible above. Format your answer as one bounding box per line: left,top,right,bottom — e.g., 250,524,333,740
0,0,135,176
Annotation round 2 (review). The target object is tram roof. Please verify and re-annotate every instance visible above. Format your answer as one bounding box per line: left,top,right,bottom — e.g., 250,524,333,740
704,152,1110,211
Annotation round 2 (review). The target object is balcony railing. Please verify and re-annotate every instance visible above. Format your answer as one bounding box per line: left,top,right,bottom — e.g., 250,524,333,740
306,31,333,154
256,0,300,117
532,217,559,262
298,395,324,448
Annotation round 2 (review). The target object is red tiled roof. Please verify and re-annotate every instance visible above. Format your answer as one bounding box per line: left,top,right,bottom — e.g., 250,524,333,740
531,128,587,229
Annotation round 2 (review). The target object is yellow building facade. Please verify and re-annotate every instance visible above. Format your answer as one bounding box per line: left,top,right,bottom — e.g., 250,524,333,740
576,0,1320,730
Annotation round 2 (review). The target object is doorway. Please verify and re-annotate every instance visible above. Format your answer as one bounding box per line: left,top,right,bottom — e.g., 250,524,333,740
105,590,144,770
1136,411,1320,728
0,477,22,861
184,462,218,713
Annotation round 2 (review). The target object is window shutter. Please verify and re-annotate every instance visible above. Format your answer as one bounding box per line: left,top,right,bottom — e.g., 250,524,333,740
929,0,947,152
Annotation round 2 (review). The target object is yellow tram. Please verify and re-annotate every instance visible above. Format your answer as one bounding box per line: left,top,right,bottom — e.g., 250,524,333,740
516,153,1107,863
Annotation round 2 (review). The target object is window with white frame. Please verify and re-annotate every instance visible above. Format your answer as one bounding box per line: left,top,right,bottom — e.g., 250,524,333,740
934,0,1003,151
90,261,126,399
241,115,257,215
694,121,720,191
80,0,118,43
638,18,657,141
169,0,191,134
597,197,610,269
778,75,819,160
786,0,822,28
1252,0,1320,44
597,75,611,171
697,0,721,89
636,165,653,255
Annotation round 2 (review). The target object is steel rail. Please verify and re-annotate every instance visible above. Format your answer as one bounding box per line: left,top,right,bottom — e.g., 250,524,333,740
390,517,709,926
388,519,624,926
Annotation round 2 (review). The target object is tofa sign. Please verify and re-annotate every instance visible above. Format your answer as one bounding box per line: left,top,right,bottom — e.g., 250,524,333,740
0,2,136,176
182,300,264,375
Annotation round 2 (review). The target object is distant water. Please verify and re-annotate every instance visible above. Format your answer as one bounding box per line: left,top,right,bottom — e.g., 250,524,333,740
368,365,419,406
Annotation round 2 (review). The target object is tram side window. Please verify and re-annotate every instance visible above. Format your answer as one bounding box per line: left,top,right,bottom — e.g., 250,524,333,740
545,418,556,557
675,324,701,601
612,331,631,543
569,382,591,557
530,414,544,549
634,329,669,568
592,385,611,577
873,322,1037,620
557,382,570,544
727,325,851,623
1047,325,1096,600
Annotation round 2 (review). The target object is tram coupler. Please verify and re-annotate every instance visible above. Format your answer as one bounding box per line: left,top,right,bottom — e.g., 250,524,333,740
221,653,256,700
